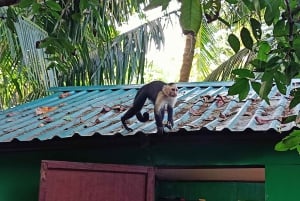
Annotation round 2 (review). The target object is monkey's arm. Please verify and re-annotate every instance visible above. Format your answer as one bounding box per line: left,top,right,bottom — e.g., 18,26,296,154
154,92,166,134
165,105,174,129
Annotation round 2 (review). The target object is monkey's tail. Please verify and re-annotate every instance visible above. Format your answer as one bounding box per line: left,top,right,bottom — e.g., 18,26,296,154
136,112,149,122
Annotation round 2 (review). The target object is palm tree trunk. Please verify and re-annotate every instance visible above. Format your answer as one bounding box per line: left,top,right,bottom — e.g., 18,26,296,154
179,33,196,82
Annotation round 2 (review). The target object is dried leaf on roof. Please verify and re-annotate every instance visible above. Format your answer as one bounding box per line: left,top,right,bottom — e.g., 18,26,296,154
255,116,280,125
112,105,127,112
35,106,58,115
59,92,71,98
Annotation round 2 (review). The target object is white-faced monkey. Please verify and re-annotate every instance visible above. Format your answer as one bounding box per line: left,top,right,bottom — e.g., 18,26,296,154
121,81,178,134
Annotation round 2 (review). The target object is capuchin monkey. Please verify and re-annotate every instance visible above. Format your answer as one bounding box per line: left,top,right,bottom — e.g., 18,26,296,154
121,81,178,134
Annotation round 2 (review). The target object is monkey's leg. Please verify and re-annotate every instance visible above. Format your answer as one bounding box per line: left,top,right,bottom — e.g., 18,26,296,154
161,108,165,120
155,109,165,134
121,108,135,131
161,109,172,130
121,96,145,132
166,105,174,129
133,94,148,122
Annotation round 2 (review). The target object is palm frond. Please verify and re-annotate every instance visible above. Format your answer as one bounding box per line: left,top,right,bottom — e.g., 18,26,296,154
90,18,165,85
198,1,255,81
204,48,255,81
193,20,219,80
0,10,32,108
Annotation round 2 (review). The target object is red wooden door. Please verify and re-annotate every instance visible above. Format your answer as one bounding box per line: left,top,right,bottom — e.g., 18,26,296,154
39,160,155,201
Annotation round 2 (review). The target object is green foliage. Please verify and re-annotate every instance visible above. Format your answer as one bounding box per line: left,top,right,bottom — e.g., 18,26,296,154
179,0,202,34
257,41,270,61
228,33,240,53
223,0,300,153
90,20,165,85
228,69,254,100
205,48,256,81
0,0,169,108
228,77,250,100
290,88,300,109
0,0,298,158
203,0,221,23
240,27,254,50
228,0,299,105
250,18,262,40
147,0,221,35
16,0,165,87
144,0,172,10
194,20,220,79
275,130,300,153
264,0,281,26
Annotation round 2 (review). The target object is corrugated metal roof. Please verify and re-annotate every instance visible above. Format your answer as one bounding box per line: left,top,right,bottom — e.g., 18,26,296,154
0,80,299,142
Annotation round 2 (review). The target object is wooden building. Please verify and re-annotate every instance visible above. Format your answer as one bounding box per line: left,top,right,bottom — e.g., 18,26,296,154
0,81,300,201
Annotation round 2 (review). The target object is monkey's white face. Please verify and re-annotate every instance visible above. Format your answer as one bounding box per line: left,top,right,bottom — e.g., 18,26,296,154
154,83,178,117
168,84,178,97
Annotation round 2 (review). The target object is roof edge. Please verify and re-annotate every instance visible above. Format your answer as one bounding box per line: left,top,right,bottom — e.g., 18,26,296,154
0,130,287,152
49,81,235,92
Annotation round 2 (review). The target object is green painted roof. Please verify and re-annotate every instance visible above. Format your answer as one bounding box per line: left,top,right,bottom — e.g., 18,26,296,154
0,81,299,142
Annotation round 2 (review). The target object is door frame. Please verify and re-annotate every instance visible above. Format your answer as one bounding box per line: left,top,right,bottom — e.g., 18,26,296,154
39,160,155,201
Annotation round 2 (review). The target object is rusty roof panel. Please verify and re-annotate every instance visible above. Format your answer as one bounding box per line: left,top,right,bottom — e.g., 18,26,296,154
0,80,299,142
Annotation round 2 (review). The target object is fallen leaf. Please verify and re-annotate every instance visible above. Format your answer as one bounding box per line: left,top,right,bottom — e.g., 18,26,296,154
95,118,101,124
185,123,200,129
100,106,111,113
112,105,127,112
243,112,252,116
36,106,57,115
189,108,203,116
6,113,15,117
43,117,54,123
216,95,226,107
219,113,226,118
255,116,271,125
205,116,216,121
59,92,71,98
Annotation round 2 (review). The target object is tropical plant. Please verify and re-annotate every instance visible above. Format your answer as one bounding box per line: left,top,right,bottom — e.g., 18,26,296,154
144,0,256,82
0,0,167,109
144,0,220,82
144,0,300,153
223,0,300,153
16,0,166,85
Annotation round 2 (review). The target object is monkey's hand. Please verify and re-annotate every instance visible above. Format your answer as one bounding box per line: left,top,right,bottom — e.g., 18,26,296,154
165,120,174,130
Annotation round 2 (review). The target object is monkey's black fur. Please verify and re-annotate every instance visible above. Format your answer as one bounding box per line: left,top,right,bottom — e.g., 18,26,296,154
121,81,176,134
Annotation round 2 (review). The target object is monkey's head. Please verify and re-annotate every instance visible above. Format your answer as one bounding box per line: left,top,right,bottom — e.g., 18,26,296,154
163,83,178,97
